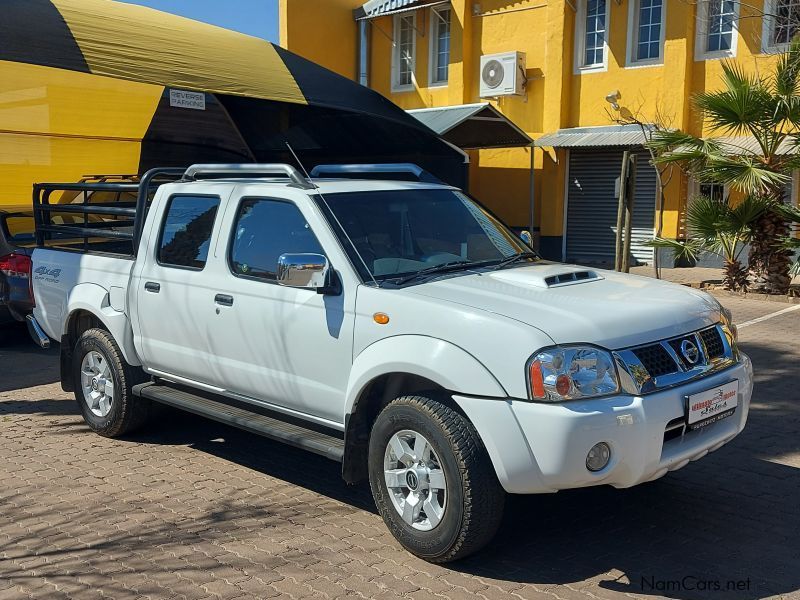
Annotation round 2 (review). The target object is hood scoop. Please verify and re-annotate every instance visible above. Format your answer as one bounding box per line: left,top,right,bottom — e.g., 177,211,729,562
489,266,603,289
544,270,600,287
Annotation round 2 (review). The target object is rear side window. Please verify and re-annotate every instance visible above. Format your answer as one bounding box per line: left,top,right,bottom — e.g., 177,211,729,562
229,198,324,281
158,195,220,269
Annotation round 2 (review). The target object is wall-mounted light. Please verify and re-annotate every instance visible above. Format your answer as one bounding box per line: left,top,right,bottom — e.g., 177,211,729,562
605,90,621,111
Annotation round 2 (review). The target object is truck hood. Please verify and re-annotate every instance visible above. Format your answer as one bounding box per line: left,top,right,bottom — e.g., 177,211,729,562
404,263,721,349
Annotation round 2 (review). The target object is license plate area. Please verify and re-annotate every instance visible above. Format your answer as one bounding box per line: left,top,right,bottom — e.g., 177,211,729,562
685,380,738,431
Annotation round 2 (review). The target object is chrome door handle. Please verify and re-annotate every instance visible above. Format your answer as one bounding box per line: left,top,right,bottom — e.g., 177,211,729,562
144,282,160,293
214,294,234,307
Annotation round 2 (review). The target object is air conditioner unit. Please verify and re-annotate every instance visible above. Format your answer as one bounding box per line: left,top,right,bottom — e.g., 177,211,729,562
479,51,526,98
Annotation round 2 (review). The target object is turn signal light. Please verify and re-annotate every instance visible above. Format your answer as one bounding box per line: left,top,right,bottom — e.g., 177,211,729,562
529,360,545,398
373,312,390,325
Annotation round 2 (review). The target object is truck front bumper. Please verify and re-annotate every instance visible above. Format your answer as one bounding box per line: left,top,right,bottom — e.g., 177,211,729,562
454,353,753,494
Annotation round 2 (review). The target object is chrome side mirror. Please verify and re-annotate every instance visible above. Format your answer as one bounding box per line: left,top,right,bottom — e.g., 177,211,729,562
277,253,331,291
520,230,534,247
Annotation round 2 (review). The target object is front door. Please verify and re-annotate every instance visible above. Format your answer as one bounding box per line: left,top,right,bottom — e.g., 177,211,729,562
207,194,355,425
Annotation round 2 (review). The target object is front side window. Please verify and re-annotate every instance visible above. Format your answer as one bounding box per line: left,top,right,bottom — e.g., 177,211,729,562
229,198,324,281
582,0,608,67
157,195,220,269
393,14,416,89
318,189,532,283
632,0,663,62
430,7,451,85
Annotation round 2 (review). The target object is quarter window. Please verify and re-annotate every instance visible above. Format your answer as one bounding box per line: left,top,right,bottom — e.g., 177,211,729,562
430,7,451,85
229,199,324,281
157,196,220,269
632,0,664,62
393,13,416,90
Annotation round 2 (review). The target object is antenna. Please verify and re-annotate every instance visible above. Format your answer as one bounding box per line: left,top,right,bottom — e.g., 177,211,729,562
284,142,381,288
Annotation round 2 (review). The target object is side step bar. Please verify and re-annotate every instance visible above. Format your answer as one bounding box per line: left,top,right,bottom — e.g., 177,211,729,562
134,383,344,462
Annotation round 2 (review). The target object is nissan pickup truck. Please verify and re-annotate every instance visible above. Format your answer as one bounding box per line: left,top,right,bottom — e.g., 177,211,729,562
26,163,752,562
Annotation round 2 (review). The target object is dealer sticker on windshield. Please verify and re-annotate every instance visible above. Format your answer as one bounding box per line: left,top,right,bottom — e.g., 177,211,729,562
686,380,738,430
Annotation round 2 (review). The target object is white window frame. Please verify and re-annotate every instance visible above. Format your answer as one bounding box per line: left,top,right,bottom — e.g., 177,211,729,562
695,0,740,61
574,0,611,74
762,0,800,53
626,0,666,67
392,13,417,92
428,6,451,87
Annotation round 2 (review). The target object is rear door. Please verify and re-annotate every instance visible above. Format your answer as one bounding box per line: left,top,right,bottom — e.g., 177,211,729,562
133,190,228,386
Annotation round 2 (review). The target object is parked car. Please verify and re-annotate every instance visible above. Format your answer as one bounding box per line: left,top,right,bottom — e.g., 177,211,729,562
25,164,752,562
0,206,35,326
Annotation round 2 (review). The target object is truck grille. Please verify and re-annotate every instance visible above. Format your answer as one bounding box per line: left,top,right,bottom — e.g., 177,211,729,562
614,324,737,395
632,344,678,377
700,327,724,358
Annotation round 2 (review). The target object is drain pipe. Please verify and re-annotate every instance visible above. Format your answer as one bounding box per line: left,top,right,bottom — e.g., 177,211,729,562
358,20,369,86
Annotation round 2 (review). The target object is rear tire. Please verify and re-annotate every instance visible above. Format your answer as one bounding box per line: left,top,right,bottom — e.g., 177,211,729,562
368,394,505,563
72,328,150,437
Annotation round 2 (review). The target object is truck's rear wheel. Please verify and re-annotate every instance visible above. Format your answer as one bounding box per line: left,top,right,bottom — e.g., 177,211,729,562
72,328,149,437
368,394,505,563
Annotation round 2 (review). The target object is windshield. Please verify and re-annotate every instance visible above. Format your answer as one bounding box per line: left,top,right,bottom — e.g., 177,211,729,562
318,189,534,282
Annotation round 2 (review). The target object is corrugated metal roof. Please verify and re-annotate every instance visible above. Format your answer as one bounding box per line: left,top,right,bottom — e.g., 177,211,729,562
354,0,448,20
535,125,652,148
712,136,796,155
407,103,532,149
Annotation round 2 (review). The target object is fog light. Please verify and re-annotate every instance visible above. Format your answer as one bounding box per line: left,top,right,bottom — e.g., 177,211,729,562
586,442,611,472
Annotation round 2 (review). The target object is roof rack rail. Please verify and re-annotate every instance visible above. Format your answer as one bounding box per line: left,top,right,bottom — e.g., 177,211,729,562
183,163,314,189
309,163,442,184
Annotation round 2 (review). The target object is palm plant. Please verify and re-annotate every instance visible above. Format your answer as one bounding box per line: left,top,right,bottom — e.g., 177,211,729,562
648,39,800,294
649,195,770,291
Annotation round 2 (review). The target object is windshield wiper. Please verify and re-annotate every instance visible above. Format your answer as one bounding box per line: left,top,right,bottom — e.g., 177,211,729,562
392,260,477,285
491,251,539,271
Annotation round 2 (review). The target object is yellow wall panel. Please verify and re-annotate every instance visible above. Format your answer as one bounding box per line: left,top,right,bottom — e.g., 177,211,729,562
0,133,144,205
0,62,162,206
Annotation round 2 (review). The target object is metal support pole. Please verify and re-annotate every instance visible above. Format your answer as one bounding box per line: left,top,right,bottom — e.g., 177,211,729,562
614,151,630,272
529,144,537,249
621,153,637,273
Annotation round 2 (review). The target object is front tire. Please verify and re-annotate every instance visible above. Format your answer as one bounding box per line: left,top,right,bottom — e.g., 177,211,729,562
72,328,149,437
368,394,505,563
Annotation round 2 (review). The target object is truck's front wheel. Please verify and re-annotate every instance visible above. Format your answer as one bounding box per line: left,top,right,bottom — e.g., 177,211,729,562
368,395,505,563
72,328,149,437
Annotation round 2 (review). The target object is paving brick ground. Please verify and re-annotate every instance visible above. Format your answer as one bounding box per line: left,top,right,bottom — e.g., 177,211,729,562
0,294,798,600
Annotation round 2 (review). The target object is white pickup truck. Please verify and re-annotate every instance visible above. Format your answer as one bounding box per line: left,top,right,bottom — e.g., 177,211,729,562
27,163,752,562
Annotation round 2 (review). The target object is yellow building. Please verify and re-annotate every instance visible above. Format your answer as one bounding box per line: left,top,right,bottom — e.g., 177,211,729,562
280,0,796,265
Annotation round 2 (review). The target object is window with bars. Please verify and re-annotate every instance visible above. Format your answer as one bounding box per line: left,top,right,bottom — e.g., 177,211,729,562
633,0,663,61
430,7,451,85
768,0,800,47
583,0,607,67
707,0,736,51
393,14,416,89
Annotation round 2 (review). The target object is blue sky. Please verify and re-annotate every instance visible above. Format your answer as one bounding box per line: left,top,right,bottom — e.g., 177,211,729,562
120,0,279,42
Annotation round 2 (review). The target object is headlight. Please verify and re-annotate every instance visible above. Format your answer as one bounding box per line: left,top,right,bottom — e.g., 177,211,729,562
528,345,620,402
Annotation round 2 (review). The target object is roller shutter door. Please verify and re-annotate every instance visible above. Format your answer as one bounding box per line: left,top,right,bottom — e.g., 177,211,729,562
565,149,656,265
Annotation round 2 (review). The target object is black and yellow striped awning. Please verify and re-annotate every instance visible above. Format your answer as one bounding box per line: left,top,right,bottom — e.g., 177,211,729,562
0,0,464,204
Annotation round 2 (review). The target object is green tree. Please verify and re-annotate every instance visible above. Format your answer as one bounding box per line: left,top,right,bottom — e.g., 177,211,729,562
648,40,800,294
649,195,770,291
